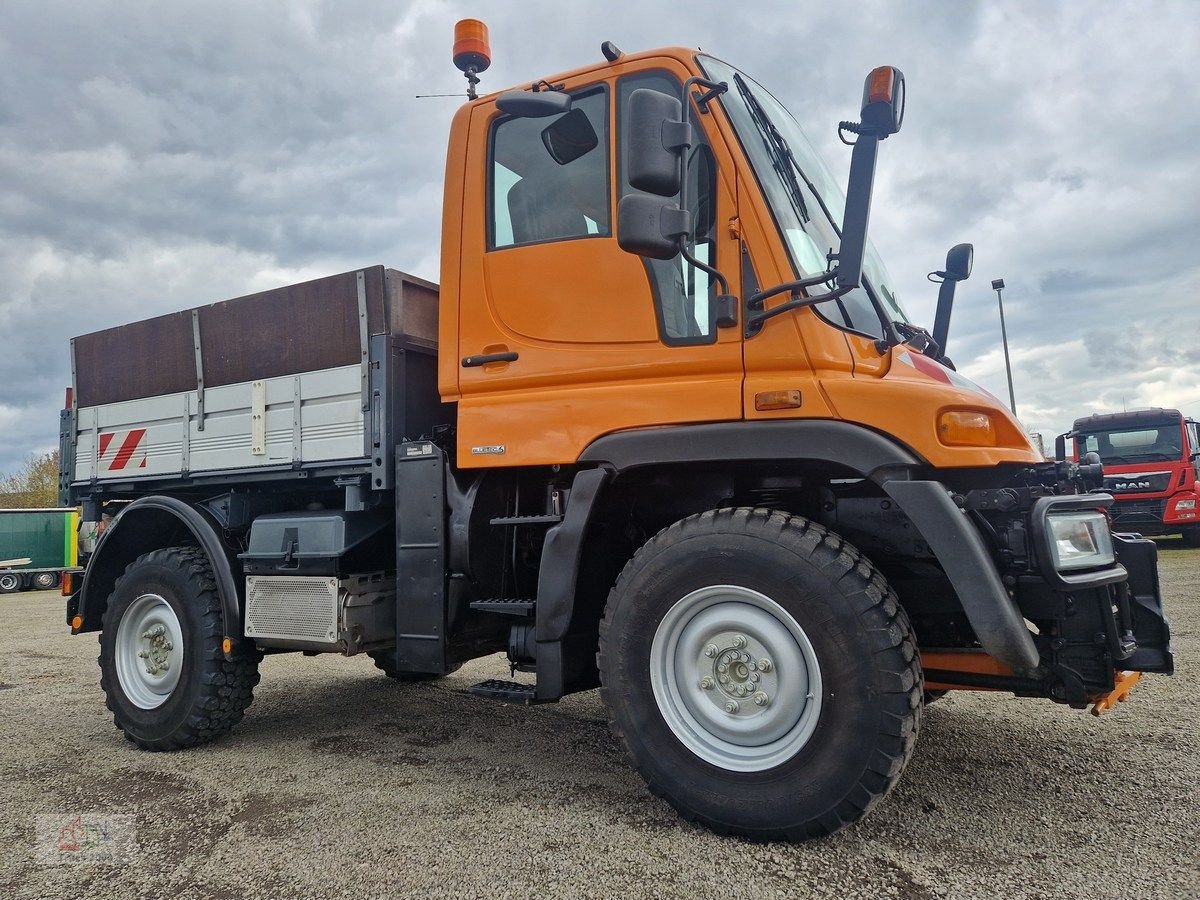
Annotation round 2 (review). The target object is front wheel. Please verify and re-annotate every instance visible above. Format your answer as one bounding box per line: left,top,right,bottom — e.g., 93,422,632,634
99,547,261,750
598,508,922,840
1181,529,1200,548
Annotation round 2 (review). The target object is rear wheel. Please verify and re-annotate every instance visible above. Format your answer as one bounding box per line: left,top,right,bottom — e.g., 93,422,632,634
598,508,922,840
0,572,22,593
32,571,59,590
99,547,261,750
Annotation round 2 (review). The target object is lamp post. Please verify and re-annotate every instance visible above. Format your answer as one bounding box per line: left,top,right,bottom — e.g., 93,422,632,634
991,278,1017,416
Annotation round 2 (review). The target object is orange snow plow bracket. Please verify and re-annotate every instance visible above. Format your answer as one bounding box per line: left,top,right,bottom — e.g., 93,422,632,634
1090,670,1141,716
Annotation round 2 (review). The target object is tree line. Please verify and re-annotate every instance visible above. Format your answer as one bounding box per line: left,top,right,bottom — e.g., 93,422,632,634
0,451,60,508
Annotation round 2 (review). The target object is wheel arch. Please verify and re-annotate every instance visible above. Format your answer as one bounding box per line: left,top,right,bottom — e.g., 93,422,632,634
77,496,242,646
534,421,925,699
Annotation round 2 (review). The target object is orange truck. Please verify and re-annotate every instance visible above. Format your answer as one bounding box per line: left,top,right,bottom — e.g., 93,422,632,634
59,25,1172,839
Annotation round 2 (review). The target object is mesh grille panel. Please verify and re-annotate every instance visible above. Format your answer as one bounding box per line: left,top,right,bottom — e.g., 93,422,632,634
245,576,338,642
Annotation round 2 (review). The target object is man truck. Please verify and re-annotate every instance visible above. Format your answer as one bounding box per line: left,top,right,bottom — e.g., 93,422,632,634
1066,409,1200,546
60,26,1173,840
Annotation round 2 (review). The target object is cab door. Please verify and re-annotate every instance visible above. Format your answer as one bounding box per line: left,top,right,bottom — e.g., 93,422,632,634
453,64,744,468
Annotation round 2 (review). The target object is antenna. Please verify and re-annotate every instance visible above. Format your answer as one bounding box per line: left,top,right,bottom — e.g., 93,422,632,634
452,19,491,100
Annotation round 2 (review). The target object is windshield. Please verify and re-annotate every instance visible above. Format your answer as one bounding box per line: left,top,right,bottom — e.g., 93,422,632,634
1078,424,1185,464
699,56,909,339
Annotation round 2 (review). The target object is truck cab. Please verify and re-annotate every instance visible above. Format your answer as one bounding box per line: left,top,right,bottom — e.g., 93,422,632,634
60,33,1174,842
1070,409,1200,544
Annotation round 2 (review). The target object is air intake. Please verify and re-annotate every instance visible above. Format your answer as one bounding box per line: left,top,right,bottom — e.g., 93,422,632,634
245,576,338,643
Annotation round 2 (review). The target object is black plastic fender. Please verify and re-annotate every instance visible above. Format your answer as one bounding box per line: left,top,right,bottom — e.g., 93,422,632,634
76,496,242,652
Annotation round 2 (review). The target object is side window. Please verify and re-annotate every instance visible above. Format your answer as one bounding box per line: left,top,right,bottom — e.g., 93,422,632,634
618,72,718,346
1187,422,1198,455
489,88,609,249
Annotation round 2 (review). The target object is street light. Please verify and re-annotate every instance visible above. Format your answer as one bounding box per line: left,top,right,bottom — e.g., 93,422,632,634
991,278,1017,416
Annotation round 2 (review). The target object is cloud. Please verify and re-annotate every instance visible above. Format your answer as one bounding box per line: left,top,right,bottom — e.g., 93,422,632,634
1,0,1199,479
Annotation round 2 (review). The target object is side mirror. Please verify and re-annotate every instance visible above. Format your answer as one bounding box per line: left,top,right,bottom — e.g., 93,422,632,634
541,108,598,165
931,242,974,356
497,89,572,118
617,195,689,260
944,243,973,282
625,88,689,196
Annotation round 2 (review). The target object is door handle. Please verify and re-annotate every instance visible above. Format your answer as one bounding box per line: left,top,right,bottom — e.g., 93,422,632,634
462,352,519,368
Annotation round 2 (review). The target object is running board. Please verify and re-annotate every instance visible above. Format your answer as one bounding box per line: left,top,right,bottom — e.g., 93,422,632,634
465,679,543,705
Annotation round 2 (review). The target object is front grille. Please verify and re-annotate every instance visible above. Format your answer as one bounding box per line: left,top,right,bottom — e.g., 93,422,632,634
1110,498,1167,528
245,576,338,642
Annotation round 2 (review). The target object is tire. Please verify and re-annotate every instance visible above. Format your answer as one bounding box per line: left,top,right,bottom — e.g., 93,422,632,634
99,546,261,751
598,507,922,840
0,572,22,593
32,571,59,591
1181,529,1200,548
924,689,948,705
368,650,461,682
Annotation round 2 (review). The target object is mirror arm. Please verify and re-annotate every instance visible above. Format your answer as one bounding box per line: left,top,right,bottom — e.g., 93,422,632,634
747,270,839,308
679,243,730,296
746,284,853,334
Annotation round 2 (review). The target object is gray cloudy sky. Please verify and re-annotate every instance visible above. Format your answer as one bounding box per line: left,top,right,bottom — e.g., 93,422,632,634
3,1,1199,476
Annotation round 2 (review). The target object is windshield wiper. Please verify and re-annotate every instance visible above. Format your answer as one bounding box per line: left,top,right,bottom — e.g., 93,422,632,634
734,75,811,227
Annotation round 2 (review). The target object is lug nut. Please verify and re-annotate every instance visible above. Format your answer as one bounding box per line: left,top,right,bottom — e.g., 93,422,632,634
717,664,727,674
725,700,739,714
699,677,714,690
138,650,148,659
732,635,747,649
750,673,760,683
703,644,718,658
141,630,152,639
753,692,769,707
718,675,729,684
758,658,772,672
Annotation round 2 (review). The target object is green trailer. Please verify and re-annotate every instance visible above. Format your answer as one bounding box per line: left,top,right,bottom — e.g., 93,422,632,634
0,508,78,593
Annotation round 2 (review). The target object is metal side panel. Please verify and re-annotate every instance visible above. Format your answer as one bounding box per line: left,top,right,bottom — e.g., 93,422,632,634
73,364,366,483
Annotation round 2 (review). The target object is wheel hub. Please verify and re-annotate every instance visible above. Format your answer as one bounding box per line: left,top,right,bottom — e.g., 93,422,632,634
114,593,184,710
706,640,772,709
650,584,824,773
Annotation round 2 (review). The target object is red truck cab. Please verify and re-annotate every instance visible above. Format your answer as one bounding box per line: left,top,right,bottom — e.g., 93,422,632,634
1071,409,1200,546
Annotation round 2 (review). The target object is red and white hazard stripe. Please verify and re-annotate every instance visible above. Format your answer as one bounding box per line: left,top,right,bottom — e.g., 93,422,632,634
97,428,148,472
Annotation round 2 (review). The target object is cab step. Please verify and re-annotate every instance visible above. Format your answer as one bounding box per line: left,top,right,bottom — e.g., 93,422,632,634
466,679,541,705
489,514,564,526
470,598,536,616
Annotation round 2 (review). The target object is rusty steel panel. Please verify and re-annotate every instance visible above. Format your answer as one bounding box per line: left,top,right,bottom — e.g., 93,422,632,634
74,311,195,408
199,267,387,388
72,266,440,407
384,269,439,348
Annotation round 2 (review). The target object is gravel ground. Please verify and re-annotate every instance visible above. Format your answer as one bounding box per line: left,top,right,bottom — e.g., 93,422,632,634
2,543,1198,900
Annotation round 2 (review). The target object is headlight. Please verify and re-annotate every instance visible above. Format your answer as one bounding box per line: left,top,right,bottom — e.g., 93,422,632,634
1175,499,1196,510
1046,511,1115,571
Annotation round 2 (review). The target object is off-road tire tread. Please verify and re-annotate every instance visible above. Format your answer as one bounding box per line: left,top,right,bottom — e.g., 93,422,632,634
597,507,922,841
99,546,261,751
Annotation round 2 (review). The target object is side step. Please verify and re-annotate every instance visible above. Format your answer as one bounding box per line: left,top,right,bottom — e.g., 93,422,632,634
466,679,542,705
470,598,535,616
489,514,563,526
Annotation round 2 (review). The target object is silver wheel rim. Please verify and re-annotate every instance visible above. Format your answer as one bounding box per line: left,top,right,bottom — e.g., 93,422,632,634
34,573,55,589
650,585,823,772
115,593,184,709
0,574,19,591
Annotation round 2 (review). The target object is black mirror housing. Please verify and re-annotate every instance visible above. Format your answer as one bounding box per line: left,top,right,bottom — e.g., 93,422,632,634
541,107,599,165
944,243,974,282
617,194,687,260
497,89,572,118
626,88,688,196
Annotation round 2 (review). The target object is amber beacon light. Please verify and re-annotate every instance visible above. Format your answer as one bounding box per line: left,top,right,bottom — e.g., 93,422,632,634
453,19,491,99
